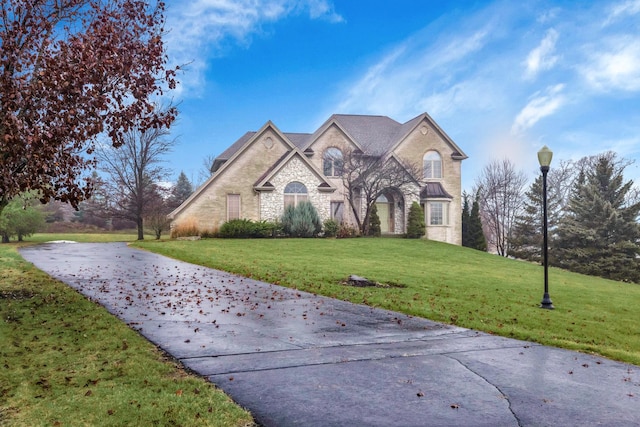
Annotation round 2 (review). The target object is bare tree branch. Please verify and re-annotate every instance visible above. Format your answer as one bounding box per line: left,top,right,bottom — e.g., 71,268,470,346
341,149,422,235
96,106,176,239
475,158,528,256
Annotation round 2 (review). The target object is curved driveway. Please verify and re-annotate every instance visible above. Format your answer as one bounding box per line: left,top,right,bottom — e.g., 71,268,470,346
20,242,640,427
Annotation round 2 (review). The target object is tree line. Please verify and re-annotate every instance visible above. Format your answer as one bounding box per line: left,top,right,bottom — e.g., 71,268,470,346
465,152,640,284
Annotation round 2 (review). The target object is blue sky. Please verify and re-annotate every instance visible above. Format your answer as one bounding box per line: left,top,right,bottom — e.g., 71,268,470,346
163,0,640,191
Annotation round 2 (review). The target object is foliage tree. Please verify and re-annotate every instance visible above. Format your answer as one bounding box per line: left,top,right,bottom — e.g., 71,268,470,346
475,159,528,256
368,203,381,236
97,120,176,240
341,150,421,235
0,0,177,219
168,171,193,210
0,192,45,242
406,202,425,238
554,153,640,283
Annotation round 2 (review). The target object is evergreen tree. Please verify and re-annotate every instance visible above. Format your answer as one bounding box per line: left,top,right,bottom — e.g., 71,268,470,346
281,204,296,236
368,203,381,236
510,164,573,262
461,192,471,247
294,200,322,237
469,193,487,251
555,153,640,283
169,171,194,209
406,202,425,238
280,201,322,237
510,176,544,262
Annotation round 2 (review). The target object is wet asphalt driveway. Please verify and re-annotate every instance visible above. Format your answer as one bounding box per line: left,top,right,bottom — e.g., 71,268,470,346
19,242,640,427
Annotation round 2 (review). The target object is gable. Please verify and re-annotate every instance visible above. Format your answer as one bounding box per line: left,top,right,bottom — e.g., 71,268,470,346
254,150,335,193
305,122,361,160
391,115,467,163
169,122,295,219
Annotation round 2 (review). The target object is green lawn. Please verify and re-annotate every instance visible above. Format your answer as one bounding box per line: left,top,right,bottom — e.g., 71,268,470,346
134,237,640,366
5,233,639,425
0,241,254,427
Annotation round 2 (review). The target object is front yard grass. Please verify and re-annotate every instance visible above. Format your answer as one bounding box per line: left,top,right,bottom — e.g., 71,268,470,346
0,242,254,427
134,238,640,366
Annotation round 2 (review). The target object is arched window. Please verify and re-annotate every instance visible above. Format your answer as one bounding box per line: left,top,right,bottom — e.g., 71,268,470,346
423,151,442,179
284,181,308,208
323,147,343,177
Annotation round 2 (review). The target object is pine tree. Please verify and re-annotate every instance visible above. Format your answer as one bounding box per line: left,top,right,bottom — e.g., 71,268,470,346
461,192,471,247
555,153,640,283
469,193,487,251
406,202,425,238
169,171,194,210
368,204,381,236
510,176,543,262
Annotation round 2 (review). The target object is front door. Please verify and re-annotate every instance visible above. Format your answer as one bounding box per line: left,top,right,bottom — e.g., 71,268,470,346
376,202,390,233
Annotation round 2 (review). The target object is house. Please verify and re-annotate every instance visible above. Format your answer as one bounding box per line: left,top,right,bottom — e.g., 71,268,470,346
168,113,467,244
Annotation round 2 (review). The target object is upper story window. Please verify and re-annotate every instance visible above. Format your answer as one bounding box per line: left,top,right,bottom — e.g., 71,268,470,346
323,147,343,177
423,151,442,179
284,181,308,208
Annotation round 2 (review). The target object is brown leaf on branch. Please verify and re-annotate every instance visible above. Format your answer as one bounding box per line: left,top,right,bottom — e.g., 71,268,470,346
0,0,178,216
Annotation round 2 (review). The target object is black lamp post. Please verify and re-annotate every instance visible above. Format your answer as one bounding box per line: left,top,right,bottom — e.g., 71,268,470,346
538,145,554,309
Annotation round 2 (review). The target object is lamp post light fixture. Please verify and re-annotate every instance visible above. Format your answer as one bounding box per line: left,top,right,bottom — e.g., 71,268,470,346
538,145,554,310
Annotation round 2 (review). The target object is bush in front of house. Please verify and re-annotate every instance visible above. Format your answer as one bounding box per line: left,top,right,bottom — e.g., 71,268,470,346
323,219,339,237
281,201,322,237
218,219,280,238
406,201,426,238
368,203,381,236
171,217,200,238
336,224,359,238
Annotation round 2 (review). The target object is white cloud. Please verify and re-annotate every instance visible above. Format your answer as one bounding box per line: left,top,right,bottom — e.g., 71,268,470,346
524,28,559,79
333,26,493,119
511,84,566,134
536,8,560,24
581,37,640,92
305,0,344,23
166,0,343,97
334,45,407,114
604,0,640,26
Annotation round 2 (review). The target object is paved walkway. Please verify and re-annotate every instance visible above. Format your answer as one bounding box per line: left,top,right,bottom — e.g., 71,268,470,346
19,242,640,427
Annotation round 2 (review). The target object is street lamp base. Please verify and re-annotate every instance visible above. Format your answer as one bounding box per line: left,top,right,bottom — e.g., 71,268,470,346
540,293,554,309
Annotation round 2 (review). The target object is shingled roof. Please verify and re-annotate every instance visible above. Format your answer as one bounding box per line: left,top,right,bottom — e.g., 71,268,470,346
211,131,312,173
211,113,467,173
328,114,404,155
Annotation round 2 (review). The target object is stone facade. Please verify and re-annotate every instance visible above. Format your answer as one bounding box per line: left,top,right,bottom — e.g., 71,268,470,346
260,156,331,221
